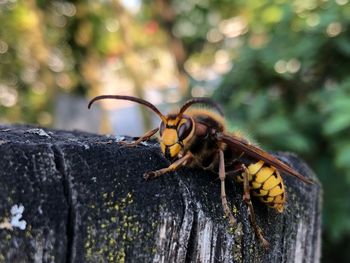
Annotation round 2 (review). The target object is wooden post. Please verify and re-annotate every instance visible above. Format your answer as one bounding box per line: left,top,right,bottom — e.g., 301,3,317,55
0,125,321,262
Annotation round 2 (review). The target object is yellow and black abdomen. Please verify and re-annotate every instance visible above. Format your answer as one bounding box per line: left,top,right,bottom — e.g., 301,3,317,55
237,160,286,213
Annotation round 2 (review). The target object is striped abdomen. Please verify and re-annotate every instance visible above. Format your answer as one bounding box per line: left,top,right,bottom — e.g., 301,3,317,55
237,160,286,212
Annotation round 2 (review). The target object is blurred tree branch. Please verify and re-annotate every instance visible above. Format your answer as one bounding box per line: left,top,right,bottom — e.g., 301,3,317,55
154,0,190,97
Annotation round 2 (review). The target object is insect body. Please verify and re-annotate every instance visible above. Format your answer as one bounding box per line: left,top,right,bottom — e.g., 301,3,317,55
237,160,285,213
88,95,312,249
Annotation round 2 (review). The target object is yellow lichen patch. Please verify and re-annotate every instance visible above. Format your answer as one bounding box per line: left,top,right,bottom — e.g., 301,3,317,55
84,191,141,263
25,225,33,239
231,222,243,262
232,205,238,215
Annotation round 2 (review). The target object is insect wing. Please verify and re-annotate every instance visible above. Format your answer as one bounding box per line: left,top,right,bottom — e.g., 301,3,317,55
218,133,313,184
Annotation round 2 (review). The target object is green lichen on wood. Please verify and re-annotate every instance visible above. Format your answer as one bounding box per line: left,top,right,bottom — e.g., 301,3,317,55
230,221,243,263
84,191,141,263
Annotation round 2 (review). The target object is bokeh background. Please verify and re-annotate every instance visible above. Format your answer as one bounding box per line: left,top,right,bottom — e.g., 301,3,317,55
1,0,350,261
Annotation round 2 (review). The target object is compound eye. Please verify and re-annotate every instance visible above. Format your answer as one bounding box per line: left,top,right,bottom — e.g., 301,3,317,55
159,121,166,136
177,119,193,140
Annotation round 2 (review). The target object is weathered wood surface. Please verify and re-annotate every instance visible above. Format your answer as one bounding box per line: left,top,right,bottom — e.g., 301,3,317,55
0,125,322,263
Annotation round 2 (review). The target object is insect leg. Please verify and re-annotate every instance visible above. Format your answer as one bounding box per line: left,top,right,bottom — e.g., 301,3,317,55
219,150,237,226
120,127,159,147
242,164,270,249
144,152,193,180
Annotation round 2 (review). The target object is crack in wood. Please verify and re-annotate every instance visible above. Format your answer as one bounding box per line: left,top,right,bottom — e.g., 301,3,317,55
51,145,76,263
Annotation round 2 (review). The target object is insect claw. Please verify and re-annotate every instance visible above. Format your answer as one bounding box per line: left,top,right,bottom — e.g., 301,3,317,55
144,172,155,180
262,238,270,250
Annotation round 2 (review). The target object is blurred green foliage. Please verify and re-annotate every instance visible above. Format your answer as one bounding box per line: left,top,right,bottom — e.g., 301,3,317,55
214,1,350,261
0,0,169,126
1,0,350,261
